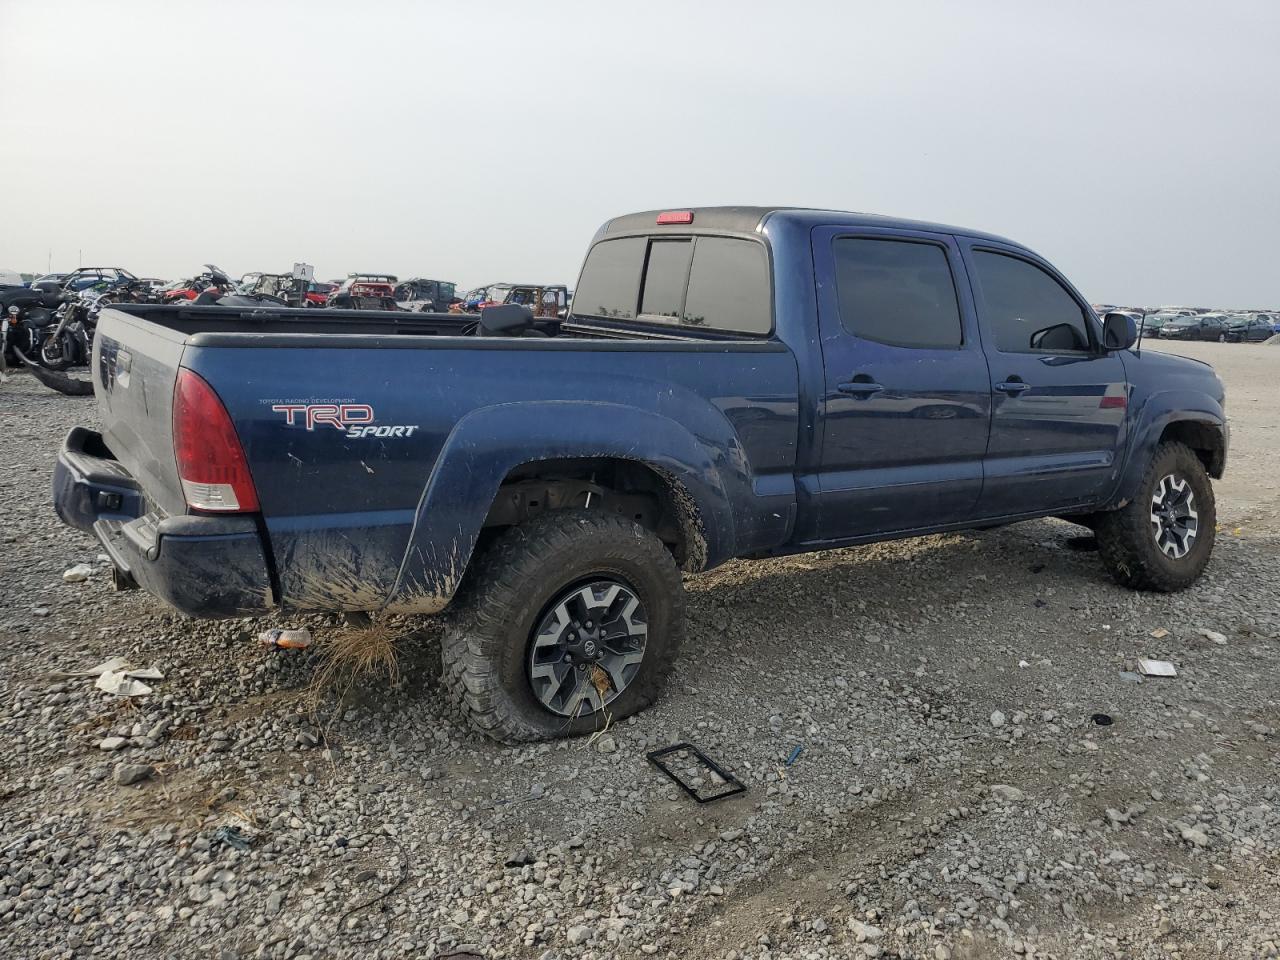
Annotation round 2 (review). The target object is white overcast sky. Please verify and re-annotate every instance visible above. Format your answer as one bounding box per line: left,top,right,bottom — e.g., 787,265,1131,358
1,0,1277,306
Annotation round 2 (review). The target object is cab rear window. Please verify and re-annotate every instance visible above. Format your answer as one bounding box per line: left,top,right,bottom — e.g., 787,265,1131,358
571,235,771,335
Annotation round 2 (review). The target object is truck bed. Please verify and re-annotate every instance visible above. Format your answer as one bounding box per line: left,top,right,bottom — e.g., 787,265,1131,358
80,303,801,617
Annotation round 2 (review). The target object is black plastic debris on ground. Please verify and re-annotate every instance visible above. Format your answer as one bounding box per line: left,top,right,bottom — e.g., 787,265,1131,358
212,825,252,852
647,742,746,804
1091,713,1114,726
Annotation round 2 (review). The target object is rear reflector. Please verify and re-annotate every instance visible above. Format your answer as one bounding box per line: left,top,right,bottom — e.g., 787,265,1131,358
172,368,260,512
1099,395,1127,409
656,210,694,225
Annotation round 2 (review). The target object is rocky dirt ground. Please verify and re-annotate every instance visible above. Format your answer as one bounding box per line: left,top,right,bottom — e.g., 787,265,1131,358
1,341,1278,960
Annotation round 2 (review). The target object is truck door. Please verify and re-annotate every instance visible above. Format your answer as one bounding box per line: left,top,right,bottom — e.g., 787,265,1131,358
960,240,1129,517
805,227,992,541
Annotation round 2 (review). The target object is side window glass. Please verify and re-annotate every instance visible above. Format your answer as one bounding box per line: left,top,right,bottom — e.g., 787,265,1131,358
972,251,1092,353
570,237,645,320
832,238,962,349
639,240,693,319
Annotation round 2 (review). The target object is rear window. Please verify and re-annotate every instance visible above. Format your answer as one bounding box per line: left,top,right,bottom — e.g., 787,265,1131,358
682,238,771,334
571,237,645,320
572,235,771,334
640,240,693,320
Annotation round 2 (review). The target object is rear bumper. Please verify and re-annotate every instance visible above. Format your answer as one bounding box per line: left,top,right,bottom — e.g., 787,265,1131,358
53,427,275,618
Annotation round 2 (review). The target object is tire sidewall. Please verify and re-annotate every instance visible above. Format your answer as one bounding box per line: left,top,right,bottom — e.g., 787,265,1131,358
1138,444,1215,582
461,515,683,739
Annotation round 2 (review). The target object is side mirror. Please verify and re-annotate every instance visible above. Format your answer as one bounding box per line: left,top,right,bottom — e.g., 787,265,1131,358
1103,312,1138,351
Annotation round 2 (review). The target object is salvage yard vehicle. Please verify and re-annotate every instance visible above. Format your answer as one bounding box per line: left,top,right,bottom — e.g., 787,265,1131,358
394,278,459,312
327,274,400,310
53,206,1228,742
1159,313,1229,341
1221,315,1274,343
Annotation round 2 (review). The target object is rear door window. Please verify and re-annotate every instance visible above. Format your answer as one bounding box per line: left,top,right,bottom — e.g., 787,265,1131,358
832,238,962,348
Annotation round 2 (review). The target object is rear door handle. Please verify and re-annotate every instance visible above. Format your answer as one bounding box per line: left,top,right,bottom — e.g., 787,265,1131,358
995,380,1030,396
837,377,884,398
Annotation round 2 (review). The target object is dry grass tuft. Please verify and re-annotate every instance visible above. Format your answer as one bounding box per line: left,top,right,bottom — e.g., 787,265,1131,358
305,622,403,712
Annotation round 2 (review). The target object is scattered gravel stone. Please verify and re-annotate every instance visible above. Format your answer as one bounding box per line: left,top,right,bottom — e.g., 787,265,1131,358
0,349,1276,960
62,563,93,583
989,710,1006,728
113,763,155,786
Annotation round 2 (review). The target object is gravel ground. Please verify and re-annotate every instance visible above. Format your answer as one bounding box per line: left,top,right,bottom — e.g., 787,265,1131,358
1,341,1278,960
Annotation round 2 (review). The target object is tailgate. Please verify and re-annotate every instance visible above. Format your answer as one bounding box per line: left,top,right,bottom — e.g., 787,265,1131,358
92,307,188,515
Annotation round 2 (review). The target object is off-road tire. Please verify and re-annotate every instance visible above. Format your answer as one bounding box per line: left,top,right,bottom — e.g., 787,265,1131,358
1095,441,1215,591
442,511,684,742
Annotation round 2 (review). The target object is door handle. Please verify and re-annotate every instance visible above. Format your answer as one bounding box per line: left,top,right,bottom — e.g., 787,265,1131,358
837,377,884,398
995,379,1030,396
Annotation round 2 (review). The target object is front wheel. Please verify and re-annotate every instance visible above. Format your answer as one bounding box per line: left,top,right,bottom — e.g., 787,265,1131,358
1094,441,1215,591
442,511,684,742
38,333,73,371
1217,333,1226,342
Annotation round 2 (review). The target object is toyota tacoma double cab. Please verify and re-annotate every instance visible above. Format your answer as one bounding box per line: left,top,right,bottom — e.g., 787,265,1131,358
54,207,1228,742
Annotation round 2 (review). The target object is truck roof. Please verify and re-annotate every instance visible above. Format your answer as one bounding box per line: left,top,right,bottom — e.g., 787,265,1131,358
598,206,1022,248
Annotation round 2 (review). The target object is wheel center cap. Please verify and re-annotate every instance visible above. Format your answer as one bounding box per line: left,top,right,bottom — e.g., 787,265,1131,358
582,638,598,657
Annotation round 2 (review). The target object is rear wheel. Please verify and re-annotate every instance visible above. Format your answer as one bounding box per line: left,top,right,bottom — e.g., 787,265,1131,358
442,510,684,742
1095,441,1215,591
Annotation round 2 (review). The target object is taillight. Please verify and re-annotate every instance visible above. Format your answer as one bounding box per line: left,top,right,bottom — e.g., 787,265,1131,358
172,368,260,512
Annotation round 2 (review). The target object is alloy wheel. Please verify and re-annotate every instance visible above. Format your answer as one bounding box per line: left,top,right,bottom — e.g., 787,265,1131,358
1150,474,1199,559
527,580,648,717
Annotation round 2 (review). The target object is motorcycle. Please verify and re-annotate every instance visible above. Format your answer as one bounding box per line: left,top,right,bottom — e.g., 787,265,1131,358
37,274,163,371
1,287,63,369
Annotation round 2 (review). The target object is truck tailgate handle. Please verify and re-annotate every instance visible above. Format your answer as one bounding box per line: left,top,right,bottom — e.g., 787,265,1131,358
995,378,1031,395
837,376,884,398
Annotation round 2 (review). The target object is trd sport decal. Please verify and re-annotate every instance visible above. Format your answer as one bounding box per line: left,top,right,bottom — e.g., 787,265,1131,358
270,403,418,438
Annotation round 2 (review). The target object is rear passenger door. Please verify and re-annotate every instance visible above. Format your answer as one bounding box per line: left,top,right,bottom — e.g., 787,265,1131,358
806,227,992,541
961,241,1129,517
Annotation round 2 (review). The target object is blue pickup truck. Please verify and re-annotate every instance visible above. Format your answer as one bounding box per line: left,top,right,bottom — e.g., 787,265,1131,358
54,207,1228,741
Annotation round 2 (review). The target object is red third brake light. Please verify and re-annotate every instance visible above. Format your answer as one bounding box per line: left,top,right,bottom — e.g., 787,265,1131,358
172,368,260,512
656,210,694,225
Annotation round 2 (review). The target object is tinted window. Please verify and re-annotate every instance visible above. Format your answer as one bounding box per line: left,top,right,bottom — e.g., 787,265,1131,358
681,237,771,334
640,240,692,319
832,238,962,348
571,237,645,319
972,252,1092,353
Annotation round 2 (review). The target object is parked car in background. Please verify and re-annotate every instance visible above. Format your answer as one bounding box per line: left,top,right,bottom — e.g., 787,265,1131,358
470,283,570,318
394,278,460,312
59,267,139,292
308,281,337,303
327,274,400,310
1222,316,1275,343
1139,313,1179,334
30,272,69,290
236,273,328,307
162,277,202,302
1159,313,1229,341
